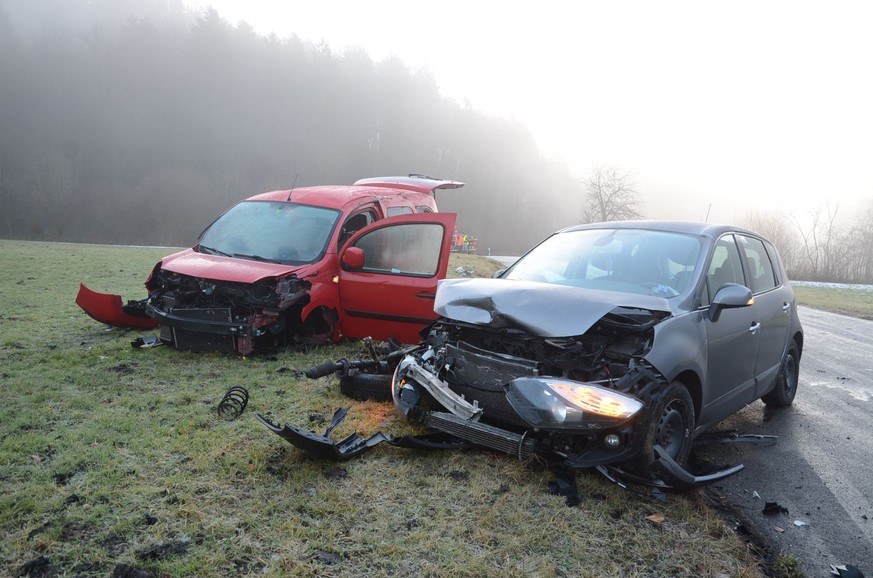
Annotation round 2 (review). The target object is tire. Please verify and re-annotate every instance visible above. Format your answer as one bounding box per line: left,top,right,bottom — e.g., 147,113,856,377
339,371,393,402
762,341,799,407
634,381,695,475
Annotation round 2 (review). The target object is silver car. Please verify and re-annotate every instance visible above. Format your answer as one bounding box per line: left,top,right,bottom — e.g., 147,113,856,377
264,221,803,489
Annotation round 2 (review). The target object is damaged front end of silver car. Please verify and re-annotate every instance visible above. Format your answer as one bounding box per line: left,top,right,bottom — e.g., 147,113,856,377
260,342,747,491
260,279,752,490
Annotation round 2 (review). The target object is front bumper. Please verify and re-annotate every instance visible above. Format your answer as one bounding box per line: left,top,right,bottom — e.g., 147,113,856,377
144,303,250,336
76,284,159,330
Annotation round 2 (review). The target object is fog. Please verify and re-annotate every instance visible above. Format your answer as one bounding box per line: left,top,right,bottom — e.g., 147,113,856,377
0,0,587,254
2,0,873,281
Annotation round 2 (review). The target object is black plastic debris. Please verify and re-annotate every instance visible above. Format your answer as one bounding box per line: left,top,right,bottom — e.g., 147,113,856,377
548,465,581,506
257,408,472,460
762,501,789,515
830,564,866,578
218,386,249,421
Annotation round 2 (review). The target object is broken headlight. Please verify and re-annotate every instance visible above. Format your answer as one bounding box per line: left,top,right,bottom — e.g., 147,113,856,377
506,377,643,429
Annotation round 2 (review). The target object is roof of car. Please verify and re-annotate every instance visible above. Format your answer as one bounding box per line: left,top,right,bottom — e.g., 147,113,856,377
248,186,384,210
242,175,462,211
560,220,757,239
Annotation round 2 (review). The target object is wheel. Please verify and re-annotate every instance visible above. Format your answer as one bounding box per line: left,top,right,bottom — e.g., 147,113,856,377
762,341,799,407
634,381,695,475
339,371,393,402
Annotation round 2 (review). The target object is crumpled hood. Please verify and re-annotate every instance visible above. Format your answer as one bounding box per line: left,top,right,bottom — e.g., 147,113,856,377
160,249,315,284
434,278,671,337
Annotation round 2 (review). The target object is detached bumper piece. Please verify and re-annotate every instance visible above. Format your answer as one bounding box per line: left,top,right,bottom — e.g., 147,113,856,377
76,284,159,329
257,408,472,460
599,444,745,490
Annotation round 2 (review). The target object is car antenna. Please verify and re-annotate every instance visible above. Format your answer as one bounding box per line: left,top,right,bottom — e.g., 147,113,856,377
286,174,299,202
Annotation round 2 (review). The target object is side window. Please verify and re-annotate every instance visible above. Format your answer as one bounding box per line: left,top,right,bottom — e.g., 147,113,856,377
352,223,445,276
703,235,744,306
738,235,777,293
386,206,414,217
338,211,375,249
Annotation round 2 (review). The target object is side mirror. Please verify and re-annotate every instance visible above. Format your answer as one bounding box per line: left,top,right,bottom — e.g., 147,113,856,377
708,283,754,322
342,246,365,269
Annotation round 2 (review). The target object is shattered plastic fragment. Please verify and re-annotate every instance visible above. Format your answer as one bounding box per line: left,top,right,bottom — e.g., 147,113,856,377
830,564,866,578
763,501,789,515
131,336,162,348
548,466,580,506
793,520,808,527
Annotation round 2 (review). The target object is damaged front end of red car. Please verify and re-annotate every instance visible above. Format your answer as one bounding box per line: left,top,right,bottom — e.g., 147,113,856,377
141,266,325,355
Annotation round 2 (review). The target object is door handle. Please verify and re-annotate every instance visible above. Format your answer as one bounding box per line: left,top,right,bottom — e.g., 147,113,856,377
749,322,761,334
415,292,436,299
782,302,791,313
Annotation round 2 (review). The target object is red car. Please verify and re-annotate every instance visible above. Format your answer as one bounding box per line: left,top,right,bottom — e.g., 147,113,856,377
77,175,461,355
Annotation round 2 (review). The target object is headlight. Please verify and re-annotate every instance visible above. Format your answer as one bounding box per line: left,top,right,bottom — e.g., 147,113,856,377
506,377,643,429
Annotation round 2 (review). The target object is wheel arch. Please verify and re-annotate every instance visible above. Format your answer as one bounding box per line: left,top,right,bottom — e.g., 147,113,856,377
792,331,803,359
672,369,702,420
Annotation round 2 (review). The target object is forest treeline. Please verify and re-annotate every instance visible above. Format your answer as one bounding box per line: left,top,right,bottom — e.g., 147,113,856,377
0,2,581,254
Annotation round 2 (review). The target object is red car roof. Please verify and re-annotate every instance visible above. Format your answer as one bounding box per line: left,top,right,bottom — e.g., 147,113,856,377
249,186,382,210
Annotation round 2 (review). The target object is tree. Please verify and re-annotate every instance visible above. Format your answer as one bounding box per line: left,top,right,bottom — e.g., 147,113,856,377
740,210,801,277
582,165,643,223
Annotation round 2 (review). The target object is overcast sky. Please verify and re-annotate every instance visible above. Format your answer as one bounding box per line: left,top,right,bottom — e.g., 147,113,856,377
183,0,872,224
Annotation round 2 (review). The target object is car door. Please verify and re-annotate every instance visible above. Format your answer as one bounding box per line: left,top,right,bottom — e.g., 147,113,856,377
336,212,456,344
700,234,760,423
737,235,792,395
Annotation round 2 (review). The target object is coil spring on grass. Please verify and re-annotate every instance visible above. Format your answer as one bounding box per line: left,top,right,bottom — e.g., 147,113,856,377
218,385,249,420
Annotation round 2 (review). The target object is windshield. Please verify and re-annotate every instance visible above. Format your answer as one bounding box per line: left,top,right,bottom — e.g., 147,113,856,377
198,201,340,264
504,228,702,297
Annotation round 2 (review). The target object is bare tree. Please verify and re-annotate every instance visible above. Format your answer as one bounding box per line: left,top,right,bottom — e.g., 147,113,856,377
740,210,801,276
844,200,873,283
788,202,846,281
582,165,643,223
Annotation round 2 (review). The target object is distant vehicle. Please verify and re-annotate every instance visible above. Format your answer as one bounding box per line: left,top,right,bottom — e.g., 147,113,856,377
267,220,804,489
77,175,462,355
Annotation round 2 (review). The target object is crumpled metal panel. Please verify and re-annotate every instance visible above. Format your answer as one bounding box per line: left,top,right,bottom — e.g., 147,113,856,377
434,278,670,337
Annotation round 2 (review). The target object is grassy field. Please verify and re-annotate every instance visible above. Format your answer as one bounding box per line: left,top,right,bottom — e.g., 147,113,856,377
1,240,769,578
793,284,873,320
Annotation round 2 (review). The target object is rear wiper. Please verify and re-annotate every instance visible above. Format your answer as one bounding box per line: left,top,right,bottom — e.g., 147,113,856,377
233,253,281,263
199,245,231,257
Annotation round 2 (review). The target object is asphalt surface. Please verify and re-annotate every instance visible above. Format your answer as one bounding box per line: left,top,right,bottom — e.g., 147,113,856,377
699,306,873,577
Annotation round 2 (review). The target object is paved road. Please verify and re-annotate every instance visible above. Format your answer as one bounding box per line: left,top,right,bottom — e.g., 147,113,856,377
700,306,873,576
